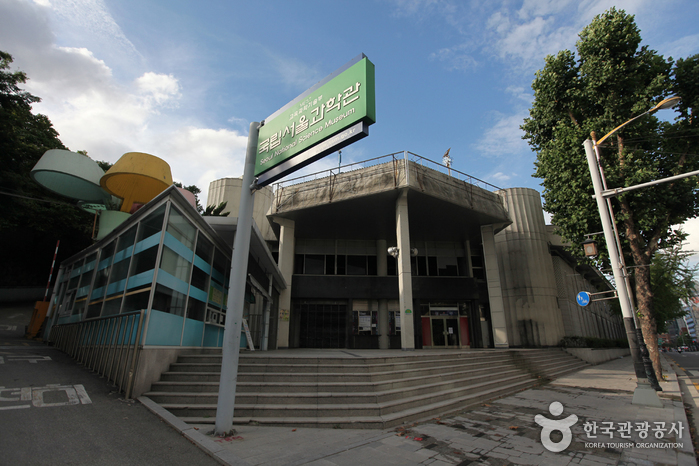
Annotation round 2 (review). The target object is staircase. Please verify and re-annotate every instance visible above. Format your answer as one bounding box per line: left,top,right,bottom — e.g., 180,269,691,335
143,348,588,429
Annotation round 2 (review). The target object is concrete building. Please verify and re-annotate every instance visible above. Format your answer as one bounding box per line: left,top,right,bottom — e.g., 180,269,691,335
209,151,623,352
44,185,285,395
45,151,623,397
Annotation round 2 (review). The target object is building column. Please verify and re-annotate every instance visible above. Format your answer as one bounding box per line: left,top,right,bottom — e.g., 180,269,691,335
376,239,389,350
275,218,295,349
481,224,509,348
396,190,415,350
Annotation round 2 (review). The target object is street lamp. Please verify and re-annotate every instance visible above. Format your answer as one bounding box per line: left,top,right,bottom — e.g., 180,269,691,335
583,96,679,407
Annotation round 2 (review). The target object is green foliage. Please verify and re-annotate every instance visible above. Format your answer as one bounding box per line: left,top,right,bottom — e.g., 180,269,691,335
521,8,699,378
559,336,629,348
0,51,94,286
173,181,204,214
203,201,230,217
650,247,697,333
522,8,698,260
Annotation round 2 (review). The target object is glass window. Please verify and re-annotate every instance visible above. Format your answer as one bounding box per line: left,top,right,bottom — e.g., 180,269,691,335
386,255,397,276
77,253,97,293
347,255,367,275
137,205,166,243
92,242,115,296
336,255,346,275
187,297,206,322
190,265,209,292
123,290,151,313
160,246,192,283
294,254,305,275
437,257,459,276
305,255,324,275
152,284,187,317
166,206,196,249
367,256,377,276
195,234,214,265
102,296,123,316
325,255,335,275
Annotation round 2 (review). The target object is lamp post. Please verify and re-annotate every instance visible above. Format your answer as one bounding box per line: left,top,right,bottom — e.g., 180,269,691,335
582,96,679,407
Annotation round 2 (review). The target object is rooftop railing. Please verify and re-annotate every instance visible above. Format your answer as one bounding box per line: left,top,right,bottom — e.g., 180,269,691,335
270,151,502,193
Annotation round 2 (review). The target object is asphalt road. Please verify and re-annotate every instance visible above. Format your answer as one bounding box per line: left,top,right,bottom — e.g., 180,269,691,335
665,349,699,388
0,302,220,466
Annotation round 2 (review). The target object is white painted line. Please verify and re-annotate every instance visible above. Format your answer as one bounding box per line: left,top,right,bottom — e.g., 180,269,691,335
74,385,92,405
7,355,51,364
0,356,4,364
0,405,30,411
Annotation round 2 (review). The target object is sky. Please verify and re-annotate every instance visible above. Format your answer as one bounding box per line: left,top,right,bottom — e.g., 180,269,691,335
2,0,699,255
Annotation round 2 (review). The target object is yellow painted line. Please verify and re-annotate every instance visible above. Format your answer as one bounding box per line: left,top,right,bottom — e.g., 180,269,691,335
695,383,699,391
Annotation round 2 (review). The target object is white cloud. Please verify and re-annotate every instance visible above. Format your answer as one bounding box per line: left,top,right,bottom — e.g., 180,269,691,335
135,72,181,108
1,0,248,192
429,44,478,71
680,218,699,264
491,172,512,182
474,111,529,157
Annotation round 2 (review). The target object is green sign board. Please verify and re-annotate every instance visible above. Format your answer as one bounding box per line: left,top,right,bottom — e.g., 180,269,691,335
255,55,375,185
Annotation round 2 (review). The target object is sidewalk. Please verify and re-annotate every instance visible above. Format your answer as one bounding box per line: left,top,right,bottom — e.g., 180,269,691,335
140,354,697,466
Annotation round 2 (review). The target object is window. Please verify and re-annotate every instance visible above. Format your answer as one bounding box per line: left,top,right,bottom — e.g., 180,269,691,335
152,284,187,317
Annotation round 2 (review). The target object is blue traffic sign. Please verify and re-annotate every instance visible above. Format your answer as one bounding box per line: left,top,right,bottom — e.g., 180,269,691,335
576,291,591,307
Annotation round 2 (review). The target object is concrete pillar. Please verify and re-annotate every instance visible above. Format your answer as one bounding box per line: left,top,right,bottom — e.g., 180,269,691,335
464,240,473,277
275,218,295,349
481,224,509,348
376,239,389,350
395,190,415,350
494,188,565,347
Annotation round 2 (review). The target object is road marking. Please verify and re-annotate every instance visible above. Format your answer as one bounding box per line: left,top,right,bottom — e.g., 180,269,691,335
0,384,91,408
0,325,17,331
1,355,52,364
0,405,30,411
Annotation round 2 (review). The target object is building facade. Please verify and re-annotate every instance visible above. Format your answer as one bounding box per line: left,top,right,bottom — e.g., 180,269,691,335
207,152,623,352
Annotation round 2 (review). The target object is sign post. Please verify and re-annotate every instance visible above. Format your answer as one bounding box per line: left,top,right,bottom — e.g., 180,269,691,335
214,54,375,436
214,121,259,436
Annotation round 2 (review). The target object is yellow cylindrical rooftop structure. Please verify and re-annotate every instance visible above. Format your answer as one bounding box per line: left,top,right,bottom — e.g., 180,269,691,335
100,152,173,212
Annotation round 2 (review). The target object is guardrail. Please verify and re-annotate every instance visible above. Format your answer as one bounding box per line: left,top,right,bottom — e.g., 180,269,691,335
271,151,502,192
48,310,145,399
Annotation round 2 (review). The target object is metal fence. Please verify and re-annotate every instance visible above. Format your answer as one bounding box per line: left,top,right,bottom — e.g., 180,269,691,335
48,310,145,399
271,151,502,193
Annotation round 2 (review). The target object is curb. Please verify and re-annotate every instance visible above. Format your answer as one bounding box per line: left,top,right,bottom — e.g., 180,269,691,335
138,396,250,466
661,355,698,466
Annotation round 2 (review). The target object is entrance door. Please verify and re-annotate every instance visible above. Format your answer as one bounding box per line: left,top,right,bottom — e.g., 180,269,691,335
296,302,347,348
430,317,460,347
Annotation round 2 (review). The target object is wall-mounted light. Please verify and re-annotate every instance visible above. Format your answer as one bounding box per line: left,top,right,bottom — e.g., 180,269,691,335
387,247,399,258
582,238,598,258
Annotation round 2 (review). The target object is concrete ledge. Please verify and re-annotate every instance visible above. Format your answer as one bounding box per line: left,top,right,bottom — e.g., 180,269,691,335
563,347,630,364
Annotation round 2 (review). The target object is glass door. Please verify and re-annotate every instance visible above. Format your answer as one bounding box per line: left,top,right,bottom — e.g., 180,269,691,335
430,317,461,347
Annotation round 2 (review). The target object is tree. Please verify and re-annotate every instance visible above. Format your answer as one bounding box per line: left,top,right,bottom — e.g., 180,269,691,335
650,247,697,333
203,201,230,217
522,9,699,380
0,51,94,286
174,181,204,214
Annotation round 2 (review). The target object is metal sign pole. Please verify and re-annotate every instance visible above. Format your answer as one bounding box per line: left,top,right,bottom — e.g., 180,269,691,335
214,121,260,436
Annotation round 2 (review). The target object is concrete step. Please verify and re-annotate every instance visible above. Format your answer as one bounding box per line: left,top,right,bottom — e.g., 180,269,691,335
148,349,589,429
152,362,522,394
171,377,540,429
146,366,529,406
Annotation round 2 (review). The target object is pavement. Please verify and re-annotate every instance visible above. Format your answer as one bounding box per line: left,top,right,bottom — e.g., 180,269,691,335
140,354,698,466
0,302,220,466
3,300,696,465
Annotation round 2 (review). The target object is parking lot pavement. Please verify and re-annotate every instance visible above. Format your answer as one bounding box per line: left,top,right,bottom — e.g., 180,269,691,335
0,302,220,466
